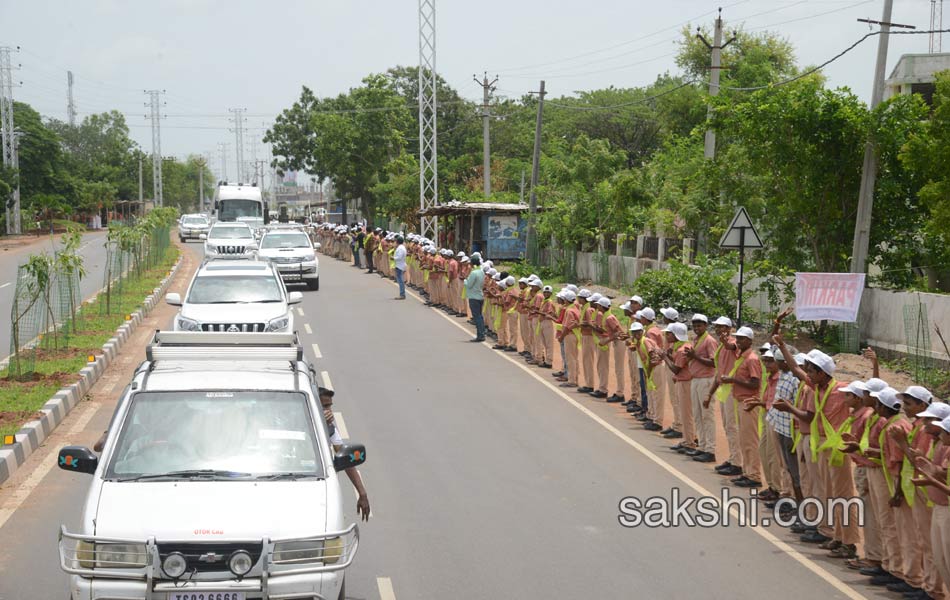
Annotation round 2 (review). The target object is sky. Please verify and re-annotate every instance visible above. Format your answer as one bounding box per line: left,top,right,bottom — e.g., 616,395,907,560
1,0,944,184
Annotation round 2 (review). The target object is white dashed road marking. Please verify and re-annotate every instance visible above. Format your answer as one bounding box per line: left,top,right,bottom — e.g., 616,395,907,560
296,307,304,317
311,343,322,359
333,412,348,439
303,323,312,334
377,577,396,600
0,282,10,289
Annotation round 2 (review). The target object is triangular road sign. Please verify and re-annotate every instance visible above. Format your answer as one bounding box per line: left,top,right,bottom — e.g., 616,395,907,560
719,207,764,249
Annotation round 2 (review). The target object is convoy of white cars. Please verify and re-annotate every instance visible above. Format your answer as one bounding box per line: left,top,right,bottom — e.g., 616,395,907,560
57,195,359,600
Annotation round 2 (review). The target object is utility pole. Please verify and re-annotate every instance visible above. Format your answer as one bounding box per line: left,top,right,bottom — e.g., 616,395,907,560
850,1,913,275
473,72,498,197
217,142,229,182
66,71,77,127
138,157,143,212
144,89,165,207
196,157,206,212
229,108,246,183
1,46,22,234
526,80,546,264
697,10,736,159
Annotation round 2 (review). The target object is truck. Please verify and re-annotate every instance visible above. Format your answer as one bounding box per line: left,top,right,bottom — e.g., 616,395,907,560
213,182,269,235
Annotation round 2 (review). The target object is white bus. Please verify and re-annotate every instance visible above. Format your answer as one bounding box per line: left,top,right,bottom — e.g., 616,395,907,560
212,182,269,233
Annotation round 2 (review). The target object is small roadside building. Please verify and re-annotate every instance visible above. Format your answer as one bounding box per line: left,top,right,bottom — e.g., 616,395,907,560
417,201,533,260
884,52,950,104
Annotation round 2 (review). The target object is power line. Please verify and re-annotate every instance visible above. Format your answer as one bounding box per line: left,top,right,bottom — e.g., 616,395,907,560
544,79,697,111
746,0,875,30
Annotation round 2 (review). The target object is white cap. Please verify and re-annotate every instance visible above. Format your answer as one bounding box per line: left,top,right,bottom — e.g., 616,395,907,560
919,402,950,420
630,322,644,332
542,285,552,293
491,272,501,281
460,256,470,263
864,378,889,393
805,349,835,376
457,251,466,257
734,326,755,339
773,346,787,362
660,307,679,321
664,322,689,342
900,385,933,405
518,277,529,284
597,297,611,308
691,313,708,324
793,352,808,366
529,278,542,287
562,290,577,302
839,381,868,395
578,289,592,299
620,301,631,312
566,284,579,293
712,316,733,327
630,295,643,305
472,252,482,259
505,276,516,286
762,350,775,359
639,307,656,321
589,293,603,303
871,387,902,411
759,343,772,353
937,415,950,434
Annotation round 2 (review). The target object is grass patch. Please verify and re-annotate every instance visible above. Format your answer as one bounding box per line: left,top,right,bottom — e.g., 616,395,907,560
0,245,179,439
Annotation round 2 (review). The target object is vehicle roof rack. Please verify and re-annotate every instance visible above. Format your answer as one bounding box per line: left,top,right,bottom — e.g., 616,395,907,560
146,331,303,362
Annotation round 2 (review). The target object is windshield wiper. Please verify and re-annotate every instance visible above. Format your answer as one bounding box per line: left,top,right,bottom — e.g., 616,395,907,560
253,472,323,481
255,299,283,303
116,469,252,482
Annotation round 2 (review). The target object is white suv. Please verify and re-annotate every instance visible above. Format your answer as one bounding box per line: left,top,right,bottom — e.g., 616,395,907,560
257,227,320,291
166,258,300,333
179,214,211,242
56,331,364,600
203,222,257,256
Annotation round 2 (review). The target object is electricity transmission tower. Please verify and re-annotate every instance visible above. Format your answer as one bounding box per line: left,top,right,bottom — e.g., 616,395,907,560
217,142,230,182
145,89,165,207
418,0,439,239
1,46,21,233
67,71,77,126
931,0,944,53
229,108,246,183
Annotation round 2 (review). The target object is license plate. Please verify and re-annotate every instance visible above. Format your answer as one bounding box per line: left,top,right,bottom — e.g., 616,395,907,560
166,593,245,600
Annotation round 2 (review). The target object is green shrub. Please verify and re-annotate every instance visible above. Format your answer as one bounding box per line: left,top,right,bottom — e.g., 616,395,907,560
632,255,736,317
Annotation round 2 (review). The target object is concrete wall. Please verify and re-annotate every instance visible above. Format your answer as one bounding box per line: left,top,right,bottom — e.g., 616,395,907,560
859,288,950,361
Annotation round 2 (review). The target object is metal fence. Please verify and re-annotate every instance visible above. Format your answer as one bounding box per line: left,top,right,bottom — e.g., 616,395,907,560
903,301,940,387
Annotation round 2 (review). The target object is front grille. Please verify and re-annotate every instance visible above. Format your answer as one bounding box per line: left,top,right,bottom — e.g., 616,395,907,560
216,245,247,254
201,323,266,332
157,541,263,575
272,256,301,264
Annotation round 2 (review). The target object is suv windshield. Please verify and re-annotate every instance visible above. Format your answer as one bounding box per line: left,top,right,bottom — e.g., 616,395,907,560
219,199,262,220
187,275,283,303
209,225,252,239
107,391,323,479
183,217,208,226
261,233,311,249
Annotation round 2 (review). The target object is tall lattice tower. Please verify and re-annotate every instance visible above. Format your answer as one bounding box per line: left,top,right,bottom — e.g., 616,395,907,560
66,71,76,126
931,0,944,53
229,108,246,183
145,90,165,207
418,0,439,239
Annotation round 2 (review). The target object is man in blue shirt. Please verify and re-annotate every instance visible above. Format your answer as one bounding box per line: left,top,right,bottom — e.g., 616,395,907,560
464,256,486,342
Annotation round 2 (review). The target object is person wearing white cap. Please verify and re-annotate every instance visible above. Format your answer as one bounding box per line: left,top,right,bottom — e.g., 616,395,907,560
551,291,571,377
524,278,544,365
514,277,533,359
912,413,950,593
659,322,695,452
502,276,522,353
629,295,643,314
575,290,596,393
706,316,743,476
595,297,624,401
656,308,684,439
638,307,668,430
556,290,582,388
566,284,579,294
629,319,661,425
586,296,611,398
685,313,719,463
533,285,556,369
719,326,764,488
768,345,803,505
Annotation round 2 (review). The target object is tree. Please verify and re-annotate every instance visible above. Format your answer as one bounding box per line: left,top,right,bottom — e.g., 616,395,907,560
13,102,68,216
267,74,412,226
676,26,799,92
48,111,139,202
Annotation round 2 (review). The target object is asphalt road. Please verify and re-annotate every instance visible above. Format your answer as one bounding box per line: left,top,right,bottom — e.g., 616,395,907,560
0,244,893,600
0,230,111,360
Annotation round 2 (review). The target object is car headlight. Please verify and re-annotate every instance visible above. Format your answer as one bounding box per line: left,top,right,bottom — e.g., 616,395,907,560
265,316,290,332
162,552,187,578
301,252,316,262
74,541,148,569
272,537,342,564
228,550,253,577
205,244,217,254
177,316,201,331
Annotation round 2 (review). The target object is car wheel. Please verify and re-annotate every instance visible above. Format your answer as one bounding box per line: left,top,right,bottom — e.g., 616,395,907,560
308,277,319,291
179,236,185,243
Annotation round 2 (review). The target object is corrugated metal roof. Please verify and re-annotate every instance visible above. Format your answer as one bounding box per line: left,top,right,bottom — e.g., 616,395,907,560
417,201,534,216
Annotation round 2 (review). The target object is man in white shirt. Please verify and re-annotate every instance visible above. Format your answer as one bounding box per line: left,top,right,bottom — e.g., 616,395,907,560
393,235,408,300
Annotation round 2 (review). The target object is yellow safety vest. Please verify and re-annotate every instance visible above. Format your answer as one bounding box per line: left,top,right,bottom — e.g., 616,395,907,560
808,379,837,464
878,414,905,496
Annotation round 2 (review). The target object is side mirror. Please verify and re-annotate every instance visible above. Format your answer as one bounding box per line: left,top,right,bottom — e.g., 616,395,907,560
58,446,98,475
199,234,207,240
287,291,303,305
314,242,322,249
333,444,366,472
165,292,182,306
